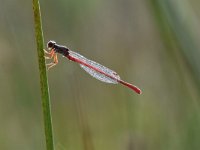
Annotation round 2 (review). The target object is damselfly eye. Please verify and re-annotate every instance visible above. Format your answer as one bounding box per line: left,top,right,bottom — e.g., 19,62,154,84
47,40,56,49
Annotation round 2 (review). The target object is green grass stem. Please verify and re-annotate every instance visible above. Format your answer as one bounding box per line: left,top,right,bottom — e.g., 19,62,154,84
32,0,55,150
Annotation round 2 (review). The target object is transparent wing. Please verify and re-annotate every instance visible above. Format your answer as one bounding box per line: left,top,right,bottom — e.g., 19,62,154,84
80,64,118,84
69,50,120,84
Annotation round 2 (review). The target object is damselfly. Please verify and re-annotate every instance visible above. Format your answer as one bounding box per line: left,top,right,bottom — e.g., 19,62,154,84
44,41,142,94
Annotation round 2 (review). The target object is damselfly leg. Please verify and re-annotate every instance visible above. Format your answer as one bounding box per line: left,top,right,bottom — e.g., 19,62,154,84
44,49,58,70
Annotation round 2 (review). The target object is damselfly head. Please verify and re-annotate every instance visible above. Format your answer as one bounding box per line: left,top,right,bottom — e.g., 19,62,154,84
47,40,56,50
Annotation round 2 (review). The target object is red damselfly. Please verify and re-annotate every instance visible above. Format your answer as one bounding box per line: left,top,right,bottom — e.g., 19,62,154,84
44,41,142,94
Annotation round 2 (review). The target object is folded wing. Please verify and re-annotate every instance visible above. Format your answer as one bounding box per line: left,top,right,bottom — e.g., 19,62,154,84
69,50,120,84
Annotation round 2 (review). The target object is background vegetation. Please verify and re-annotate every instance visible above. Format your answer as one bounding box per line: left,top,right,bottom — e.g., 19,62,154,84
0,0,200,150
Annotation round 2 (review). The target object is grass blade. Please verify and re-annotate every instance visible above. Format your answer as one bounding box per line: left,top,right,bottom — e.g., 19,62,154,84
32,0,55,150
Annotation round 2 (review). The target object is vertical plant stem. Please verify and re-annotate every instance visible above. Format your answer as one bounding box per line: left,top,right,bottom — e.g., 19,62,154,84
32,0,55,150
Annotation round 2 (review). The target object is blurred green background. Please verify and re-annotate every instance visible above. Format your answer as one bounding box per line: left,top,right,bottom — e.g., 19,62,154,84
1,0,200,150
